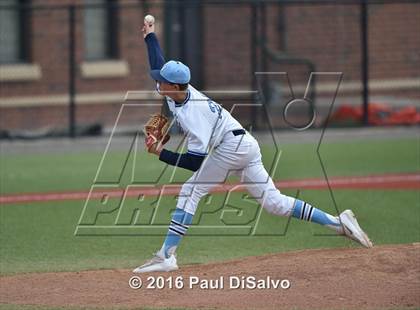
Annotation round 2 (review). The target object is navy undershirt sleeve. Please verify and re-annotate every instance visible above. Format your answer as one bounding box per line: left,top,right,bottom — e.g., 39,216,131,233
159,149,205,172
144,33,165,70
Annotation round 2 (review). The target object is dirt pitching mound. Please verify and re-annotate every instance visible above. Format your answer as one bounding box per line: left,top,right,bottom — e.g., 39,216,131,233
1,244,419,310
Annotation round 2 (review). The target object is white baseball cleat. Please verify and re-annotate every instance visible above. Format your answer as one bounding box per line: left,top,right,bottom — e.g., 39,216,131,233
339,209,373,248
132,253,178,273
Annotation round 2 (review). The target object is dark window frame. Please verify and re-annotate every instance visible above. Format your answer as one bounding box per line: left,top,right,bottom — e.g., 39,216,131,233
105,0,119,59
0,0,32,64
19,0,32,62
84,0,119,61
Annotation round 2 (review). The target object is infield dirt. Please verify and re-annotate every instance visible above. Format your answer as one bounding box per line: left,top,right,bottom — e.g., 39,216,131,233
1,243,419,310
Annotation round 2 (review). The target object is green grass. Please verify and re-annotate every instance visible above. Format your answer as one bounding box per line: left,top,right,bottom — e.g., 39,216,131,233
0,138,419,275
1,190,418,275
1,138,418,195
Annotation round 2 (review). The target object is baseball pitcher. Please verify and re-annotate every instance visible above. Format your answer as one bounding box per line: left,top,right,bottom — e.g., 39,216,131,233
133,16,373,273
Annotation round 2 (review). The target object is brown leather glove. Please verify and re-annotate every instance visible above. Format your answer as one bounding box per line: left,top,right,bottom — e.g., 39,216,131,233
144,114,170,152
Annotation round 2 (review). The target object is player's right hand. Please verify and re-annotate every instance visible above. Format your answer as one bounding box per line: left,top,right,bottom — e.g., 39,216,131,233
142,20,155,38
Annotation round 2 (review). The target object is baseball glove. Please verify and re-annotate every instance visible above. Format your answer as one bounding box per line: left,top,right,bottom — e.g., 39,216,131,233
144,113,170,151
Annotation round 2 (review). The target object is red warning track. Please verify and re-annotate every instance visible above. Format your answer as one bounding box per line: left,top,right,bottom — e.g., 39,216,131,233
1,173,419,205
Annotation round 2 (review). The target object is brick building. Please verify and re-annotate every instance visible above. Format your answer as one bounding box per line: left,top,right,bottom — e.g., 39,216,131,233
0,0,419,132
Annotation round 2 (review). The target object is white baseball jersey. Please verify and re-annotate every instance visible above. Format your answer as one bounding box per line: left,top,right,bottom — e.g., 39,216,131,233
163,85,295,219
144,33,297,224
165,85,243,155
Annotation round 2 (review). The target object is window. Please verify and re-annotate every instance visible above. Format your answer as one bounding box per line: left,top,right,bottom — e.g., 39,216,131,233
84,0,119,61
0,0,30,64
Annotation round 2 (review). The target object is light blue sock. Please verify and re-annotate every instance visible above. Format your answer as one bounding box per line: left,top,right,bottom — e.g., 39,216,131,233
292,199,343,233
160,208,193,258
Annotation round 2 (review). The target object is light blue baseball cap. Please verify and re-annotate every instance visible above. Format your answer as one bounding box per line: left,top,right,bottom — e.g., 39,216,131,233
150,60,191,84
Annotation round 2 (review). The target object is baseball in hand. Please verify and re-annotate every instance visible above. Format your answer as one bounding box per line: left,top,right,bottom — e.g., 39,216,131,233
144,14,155,25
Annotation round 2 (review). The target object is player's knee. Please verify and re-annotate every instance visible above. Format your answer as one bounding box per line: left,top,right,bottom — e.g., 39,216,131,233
176,183,193,209
262,191,293,217
180,182,193,194
176,183,208,213
263,203,289,217
188,186,209,206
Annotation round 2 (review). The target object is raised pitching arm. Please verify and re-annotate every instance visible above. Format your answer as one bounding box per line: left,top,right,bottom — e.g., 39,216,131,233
144,33,165,70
